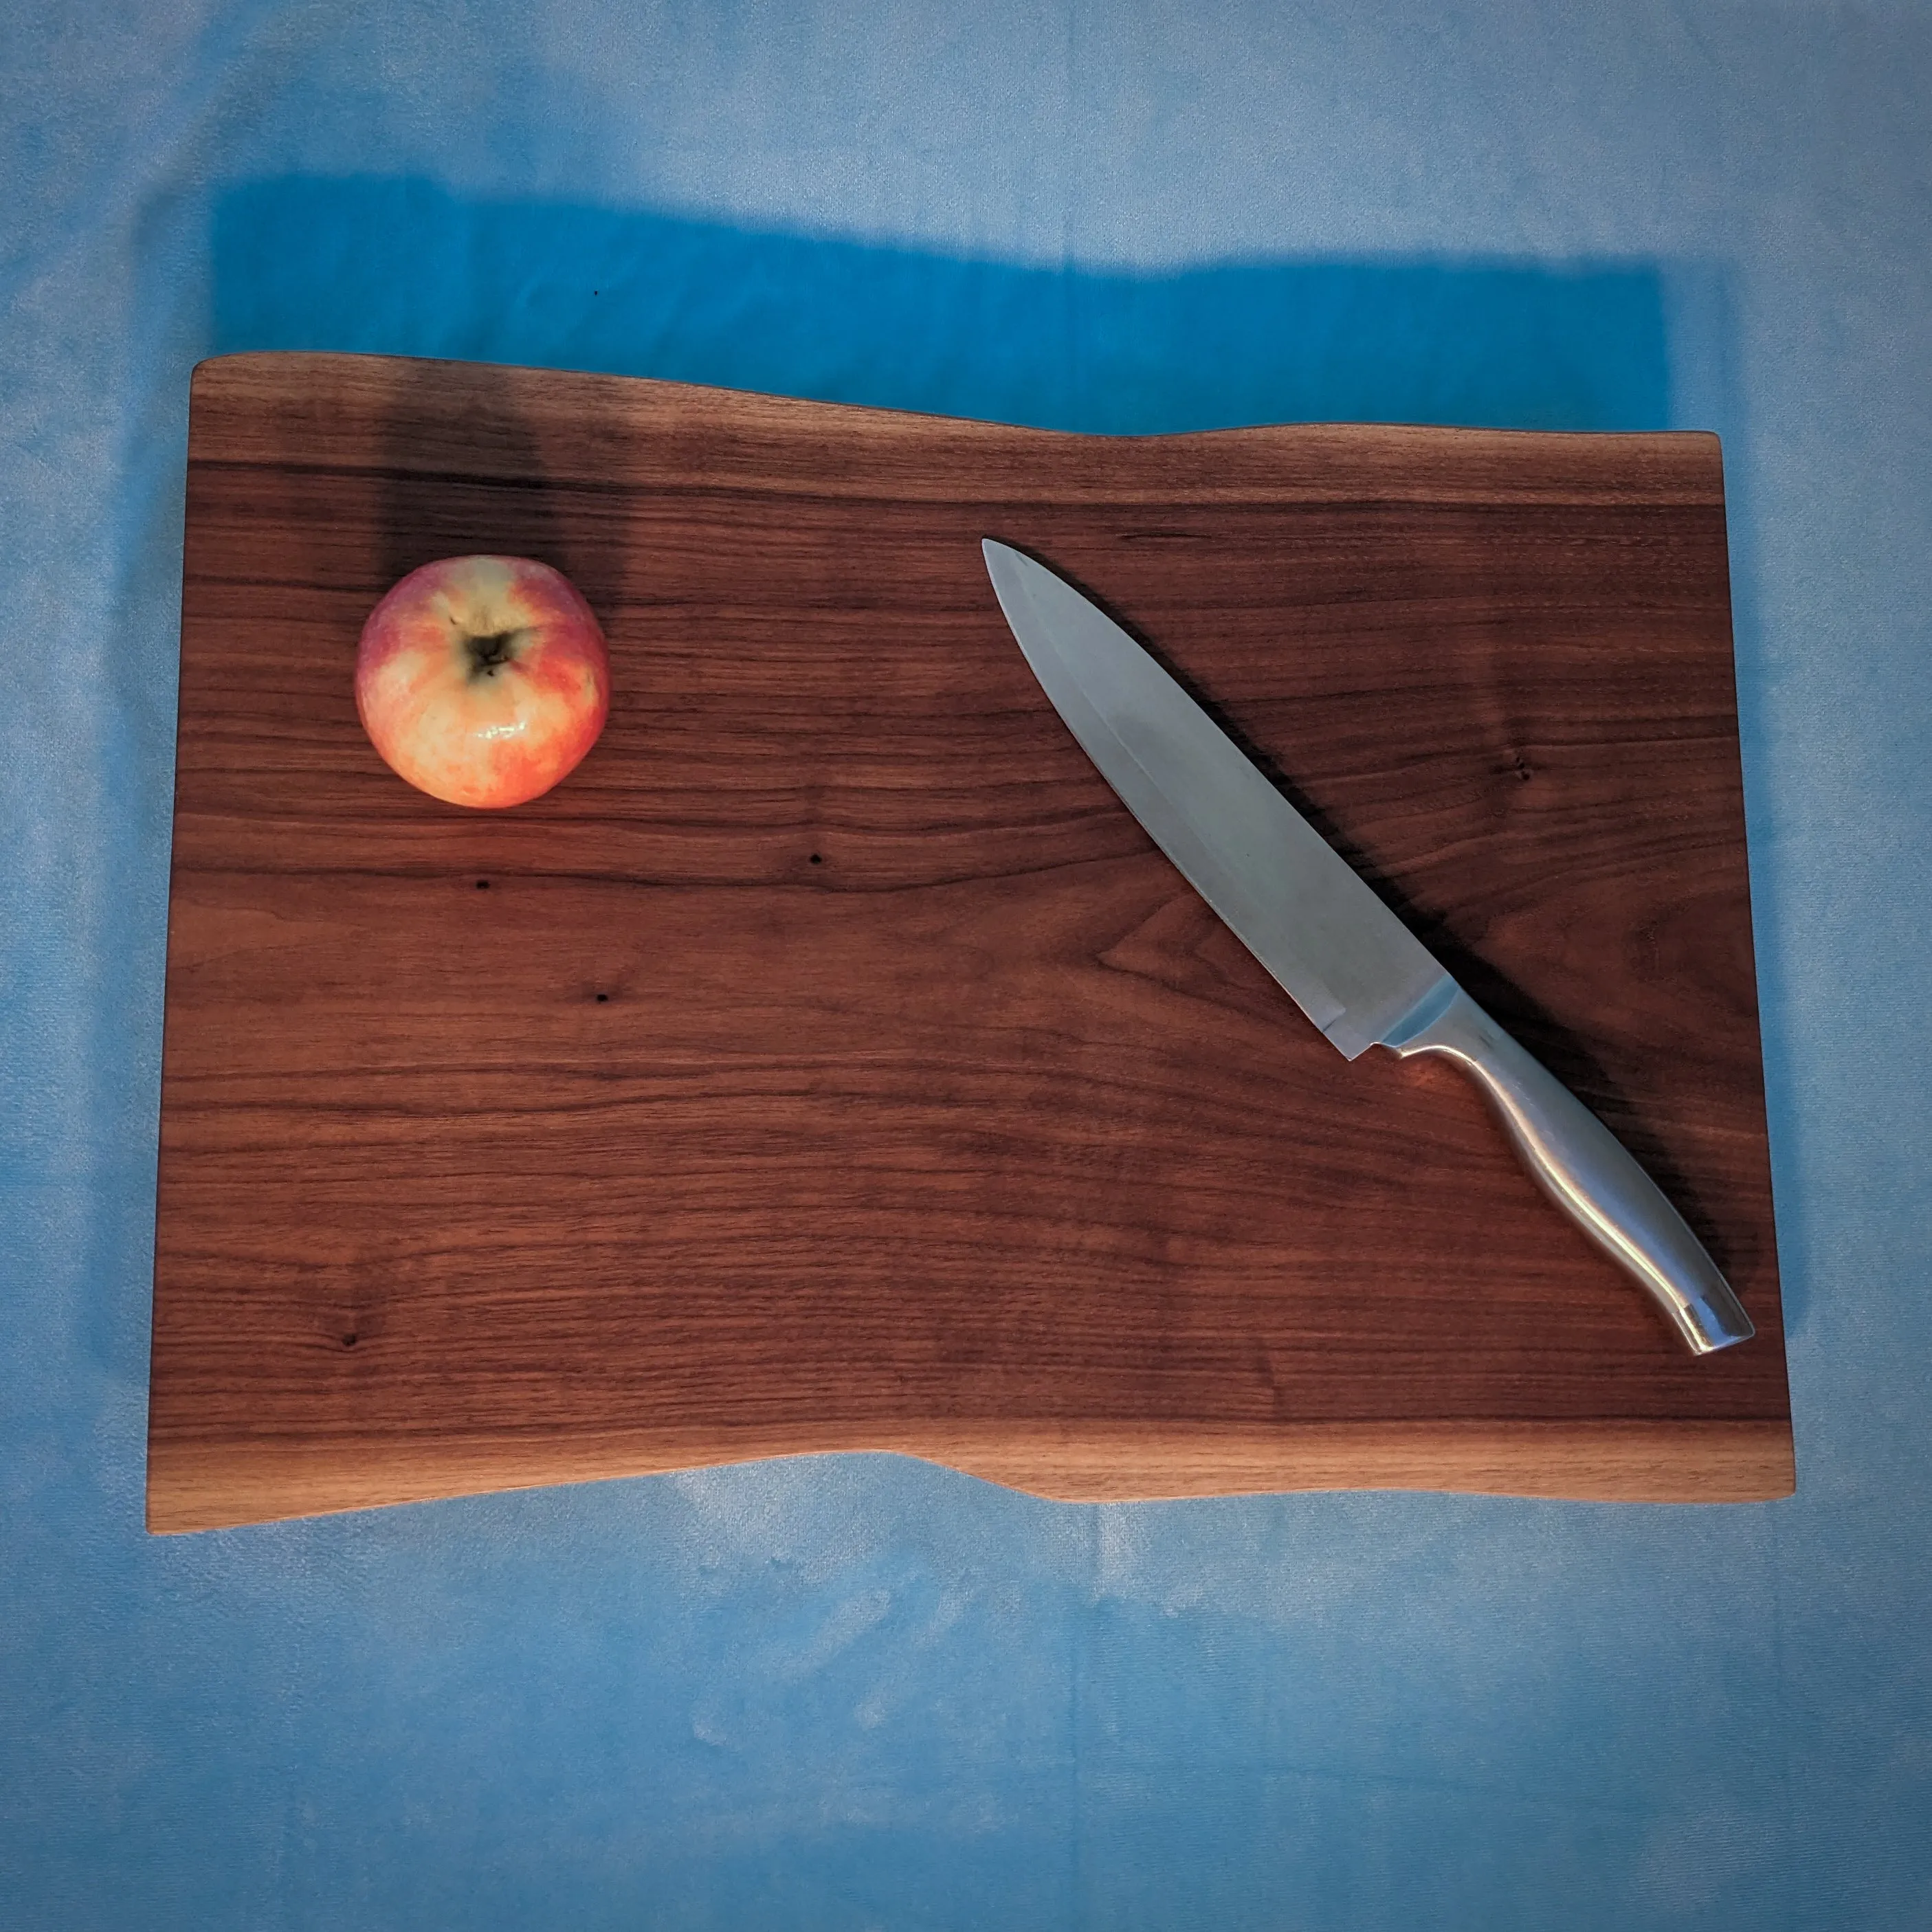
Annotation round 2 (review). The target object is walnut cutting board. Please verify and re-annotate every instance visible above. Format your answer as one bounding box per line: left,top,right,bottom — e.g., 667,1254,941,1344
148,351,1793,1532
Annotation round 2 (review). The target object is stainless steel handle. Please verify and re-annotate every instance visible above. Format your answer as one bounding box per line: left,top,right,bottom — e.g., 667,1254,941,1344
1384,984,1754,1355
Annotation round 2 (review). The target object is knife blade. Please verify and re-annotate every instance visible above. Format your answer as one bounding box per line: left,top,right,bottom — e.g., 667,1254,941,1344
981,538,1753,1356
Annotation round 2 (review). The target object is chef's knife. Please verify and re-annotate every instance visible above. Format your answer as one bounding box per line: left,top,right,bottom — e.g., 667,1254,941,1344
981,539,1753,1355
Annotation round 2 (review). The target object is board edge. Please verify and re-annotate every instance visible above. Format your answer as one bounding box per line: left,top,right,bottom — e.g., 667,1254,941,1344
146,1418,1797,1533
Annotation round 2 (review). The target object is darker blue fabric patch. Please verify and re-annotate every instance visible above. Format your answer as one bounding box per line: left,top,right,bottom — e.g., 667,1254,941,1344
212,177,1672,435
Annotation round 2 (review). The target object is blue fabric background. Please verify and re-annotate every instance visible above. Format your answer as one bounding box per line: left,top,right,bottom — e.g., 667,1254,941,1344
4,3,1928,1926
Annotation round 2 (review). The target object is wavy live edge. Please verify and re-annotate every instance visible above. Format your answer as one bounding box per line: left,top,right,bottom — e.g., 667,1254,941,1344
151,353,1793,1533
148,1421,1795,1533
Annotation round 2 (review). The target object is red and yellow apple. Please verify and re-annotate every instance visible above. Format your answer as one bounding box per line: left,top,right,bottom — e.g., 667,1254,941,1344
355,555,610,808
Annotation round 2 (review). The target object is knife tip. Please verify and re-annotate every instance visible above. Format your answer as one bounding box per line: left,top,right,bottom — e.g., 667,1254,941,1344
981,537,1038,597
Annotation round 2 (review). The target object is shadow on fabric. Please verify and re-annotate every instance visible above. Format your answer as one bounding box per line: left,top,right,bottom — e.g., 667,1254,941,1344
210,177,1672,434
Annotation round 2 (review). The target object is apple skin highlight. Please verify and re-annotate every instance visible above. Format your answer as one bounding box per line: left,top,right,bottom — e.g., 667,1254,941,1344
355,555,610,808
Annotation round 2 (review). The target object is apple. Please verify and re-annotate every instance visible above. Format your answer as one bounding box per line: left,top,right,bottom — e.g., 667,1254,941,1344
355,555,610,808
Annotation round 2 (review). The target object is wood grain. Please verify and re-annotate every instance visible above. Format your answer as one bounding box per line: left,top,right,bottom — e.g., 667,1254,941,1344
148,351,1793,1531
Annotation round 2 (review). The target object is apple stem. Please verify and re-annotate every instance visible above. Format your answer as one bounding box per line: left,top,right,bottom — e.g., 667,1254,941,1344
465,629,521,678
